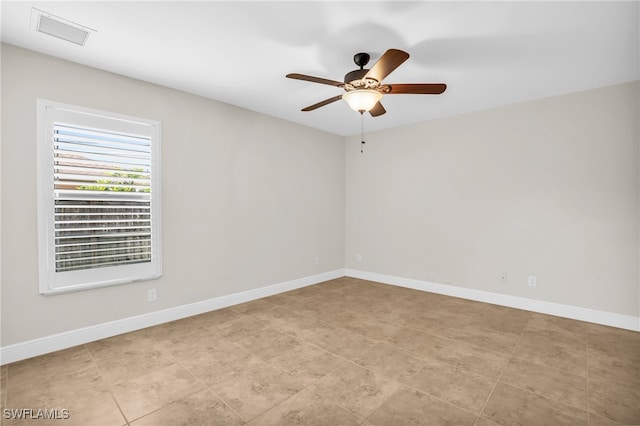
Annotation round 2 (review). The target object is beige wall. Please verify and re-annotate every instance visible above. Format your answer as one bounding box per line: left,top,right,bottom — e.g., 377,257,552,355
1,44,345,345
2,43,638,349
346,81,639,317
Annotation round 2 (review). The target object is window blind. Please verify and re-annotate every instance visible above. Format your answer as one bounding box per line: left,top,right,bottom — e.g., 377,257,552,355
53,123,153,272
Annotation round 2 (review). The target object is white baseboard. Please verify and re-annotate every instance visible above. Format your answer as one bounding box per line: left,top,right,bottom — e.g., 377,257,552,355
0,269,345,365
3,267,637,365
345,269,640,332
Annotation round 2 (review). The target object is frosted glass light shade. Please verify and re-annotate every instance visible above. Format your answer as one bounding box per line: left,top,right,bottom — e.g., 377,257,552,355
342,90,383,112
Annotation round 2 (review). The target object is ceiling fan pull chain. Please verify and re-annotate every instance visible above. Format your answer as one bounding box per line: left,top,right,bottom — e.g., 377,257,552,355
360,112,365,153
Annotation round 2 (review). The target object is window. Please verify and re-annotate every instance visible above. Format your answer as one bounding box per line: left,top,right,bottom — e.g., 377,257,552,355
37,100,162,294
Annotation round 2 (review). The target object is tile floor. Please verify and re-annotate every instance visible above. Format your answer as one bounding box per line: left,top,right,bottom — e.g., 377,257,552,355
1,277,639,425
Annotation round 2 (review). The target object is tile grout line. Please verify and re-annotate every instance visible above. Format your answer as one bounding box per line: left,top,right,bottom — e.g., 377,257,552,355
500,322,592,416
585,331,591,426
476,319,596,425
3,364,9,413
157,333,256,424
124,386,209,425
388,375,486,421
507,352,589,380
83,343,131,426
473,317,530,425
241,377,369,425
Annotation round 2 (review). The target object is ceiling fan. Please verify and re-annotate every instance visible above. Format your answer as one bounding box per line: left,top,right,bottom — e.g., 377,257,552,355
286,48,447,117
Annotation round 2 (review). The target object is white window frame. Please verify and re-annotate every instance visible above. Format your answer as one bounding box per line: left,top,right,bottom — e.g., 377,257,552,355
37,99,162,294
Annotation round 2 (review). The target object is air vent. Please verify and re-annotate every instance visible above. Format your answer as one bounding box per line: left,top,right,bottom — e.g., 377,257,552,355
31,8,95,46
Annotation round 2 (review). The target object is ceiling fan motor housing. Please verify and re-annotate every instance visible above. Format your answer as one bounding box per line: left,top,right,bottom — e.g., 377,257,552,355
344,52,377,87
344,69,370,85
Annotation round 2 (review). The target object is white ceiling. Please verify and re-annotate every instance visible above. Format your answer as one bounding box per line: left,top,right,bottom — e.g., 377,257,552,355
2,1,639,136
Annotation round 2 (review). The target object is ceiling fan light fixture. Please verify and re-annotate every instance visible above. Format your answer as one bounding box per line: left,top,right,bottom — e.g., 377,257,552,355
342,90,383,113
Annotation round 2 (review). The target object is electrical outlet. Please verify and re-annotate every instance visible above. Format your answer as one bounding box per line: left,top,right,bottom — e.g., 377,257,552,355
500,273,508,283
356,254,362,262
314,257,320,265
147,288,157,302
528,276,537,287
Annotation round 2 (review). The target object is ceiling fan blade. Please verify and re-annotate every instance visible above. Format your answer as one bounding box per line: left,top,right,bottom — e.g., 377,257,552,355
386,83,447,94
369,102,386,117
286,73,344,87
301,95,344,111
364,49,410,83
